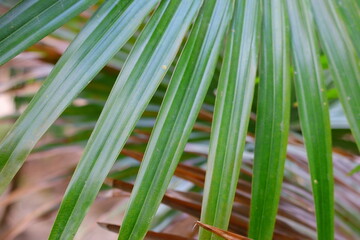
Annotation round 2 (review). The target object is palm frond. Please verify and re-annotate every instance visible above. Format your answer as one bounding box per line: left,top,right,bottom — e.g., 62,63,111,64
0,0,359,239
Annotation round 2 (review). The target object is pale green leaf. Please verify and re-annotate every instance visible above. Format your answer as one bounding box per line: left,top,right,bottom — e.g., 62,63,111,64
118,0,233,239
0,0,158,194
49,0,201,239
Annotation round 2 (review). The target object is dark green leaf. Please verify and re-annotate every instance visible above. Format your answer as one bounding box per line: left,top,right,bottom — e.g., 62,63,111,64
286,0,334,239
310,0,360,150
0,0,97,65
249,0,291,239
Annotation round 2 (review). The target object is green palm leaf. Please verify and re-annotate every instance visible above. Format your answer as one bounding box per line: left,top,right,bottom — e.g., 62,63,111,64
0,0,97,65
248,0,291,239
334,0,360,57
198,1,261,239
0,0,158,194
118,0,233,239
286,0,334,239
0,0,359,239
310,0,360,150
49,1,202,239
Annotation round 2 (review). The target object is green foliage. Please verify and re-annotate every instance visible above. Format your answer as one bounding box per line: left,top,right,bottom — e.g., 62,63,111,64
0,0,359,239
0,0,97,65
119,1,232,239
199,1,261,239
0,0,159,194
51,0,202,238
249,0,291,239
287,0,334,239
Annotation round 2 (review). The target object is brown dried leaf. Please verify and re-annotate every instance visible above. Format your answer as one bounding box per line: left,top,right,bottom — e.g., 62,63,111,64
196,221,251,240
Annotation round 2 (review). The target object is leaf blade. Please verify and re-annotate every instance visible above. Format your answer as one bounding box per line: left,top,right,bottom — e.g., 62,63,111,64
286,0,334,239
198,1,261,239
0,0,158,194
49,0,202,239
248,0,291,239
334,0,360,57
118,0,233,239
0,0,97,65
310,0,360,150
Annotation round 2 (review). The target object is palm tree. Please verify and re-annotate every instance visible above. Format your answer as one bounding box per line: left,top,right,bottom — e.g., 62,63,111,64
0,0,359,239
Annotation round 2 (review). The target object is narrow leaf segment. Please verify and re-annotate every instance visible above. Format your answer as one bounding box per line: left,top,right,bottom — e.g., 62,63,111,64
0,0,97,65
118,0,233,239
334,0,360,57
310,0,360,150
49,0,201,239
249,0,291,239
199,1,261,239
0,0,158,194
286,0,334,239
